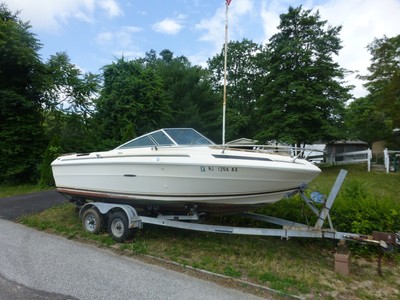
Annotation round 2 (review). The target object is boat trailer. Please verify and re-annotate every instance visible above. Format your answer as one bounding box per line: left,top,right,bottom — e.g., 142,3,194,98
77,169,400,254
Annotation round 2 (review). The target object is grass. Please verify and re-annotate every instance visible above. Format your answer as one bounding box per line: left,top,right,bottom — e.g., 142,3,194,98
309,164,399,204
0,184,48,198
5,164,400,299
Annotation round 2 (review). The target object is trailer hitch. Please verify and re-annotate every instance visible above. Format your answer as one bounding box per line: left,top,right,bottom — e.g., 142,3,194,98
372,231,400,252
344,231,400,252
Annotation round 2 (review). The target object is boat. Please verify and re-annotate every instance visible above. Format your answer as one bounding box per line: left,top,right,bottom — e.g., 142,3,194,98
52,128,321,214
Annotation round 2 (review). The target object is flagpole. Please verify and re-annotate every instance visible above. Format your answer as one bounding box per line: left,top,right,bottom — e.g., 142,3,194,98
222,1,229,145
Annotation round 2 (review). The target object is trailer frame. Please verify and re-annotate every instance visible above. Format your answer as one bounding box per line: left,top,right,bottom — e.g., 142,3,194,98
77,169,399,249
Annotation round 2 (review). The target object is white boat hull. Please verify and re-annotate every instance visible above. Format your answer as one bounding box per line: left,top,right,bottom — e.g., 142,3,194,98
52,146,321,214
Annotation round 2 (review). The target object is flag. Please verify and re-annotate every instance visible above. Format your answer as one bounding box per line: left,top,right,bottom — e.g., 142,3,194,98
226,0,232,6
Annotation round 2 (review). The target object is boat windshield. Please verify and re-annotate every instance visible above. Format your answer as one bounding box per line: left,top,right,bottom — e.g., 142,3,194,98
116,128,214,149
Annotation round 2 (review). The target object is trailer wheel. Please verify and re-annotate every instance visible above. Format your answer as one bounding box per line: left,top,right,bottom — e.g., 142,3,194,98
108,211,134,242
82,208,102,234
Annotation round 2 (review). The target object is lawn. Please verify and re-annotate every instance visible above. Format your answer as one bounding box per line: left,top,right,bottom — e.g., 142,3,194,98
0,184,47,198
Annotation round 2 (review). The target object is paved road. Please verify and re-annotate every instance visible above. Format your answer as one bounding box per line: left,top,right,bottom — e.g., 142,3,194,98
0,191,267,299
0,190,67,220
0,219,265,300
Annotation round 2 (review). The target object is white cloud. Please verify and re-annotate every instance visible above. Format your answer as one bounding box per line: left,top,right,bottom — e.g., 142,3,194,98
95,26,144,65
187,51,210,68
196,0,255,53
259,4,280,43
95,26,142,48
152,17,184,35
95,31,114,45
314,0,400,71
314,0,400,97
123,26,142,33
3,0,122,32
195,7,224,46
98,0,123,18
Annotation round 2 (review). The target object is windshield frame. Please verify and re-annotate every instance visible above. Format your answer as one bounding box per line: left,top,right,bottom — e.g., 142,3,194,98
115,128,215,149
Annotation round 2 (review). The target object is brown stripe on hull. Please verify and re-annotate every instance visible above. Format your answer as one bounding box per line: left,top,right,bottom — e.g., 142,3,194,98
57,188,281,215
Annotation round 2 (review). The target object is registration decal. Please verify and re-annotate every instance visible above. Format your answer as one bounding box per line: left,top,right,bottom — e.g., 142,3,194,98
200,166,238,172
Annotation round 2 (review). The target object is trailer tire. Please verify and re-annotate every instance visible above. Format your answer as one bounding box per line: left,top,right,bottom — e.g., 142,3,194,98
108,211,134,242
82,207,102,234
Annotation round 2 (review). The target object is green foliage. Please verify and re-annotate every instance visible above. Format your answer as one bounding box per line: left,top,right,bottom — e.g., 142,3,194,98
208,39,264,141
40,53,102,153
95,57,173,145
331,180,400,234
121,123,136,144
129,240,148,254
0,3,43,95
256,6,351,145
258,195,318,226
38,135,61,187
382,70,400,129
42,52,101,115
259,272,309,294
0,90,46,183
345,96,392,144
95,52,222,146
362,35,400,97
350,34,400,144
0,184,46,197
365,34,400,130
147,49,221,142
0,4,46,184
223,265,242,277
257,166,400,247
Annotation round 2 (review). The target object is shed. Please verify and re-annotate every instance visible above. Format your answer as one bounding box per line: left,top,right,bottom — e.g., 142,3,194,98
226,138,258,145
325,140,368,163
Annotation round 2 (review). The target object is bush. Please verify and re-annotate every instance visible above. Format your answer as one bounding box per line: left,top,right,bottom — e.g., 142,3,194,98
330,179,400,234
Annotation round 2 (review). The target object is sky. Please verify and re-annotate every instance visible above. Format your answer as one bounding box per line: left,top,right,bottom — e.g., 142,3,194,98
3,0,400,98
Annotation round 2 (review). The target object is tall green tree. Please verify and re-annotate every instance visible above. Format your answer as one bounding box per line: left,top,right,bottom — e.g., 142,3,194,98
208,39,264,140
344,96,391,144
360,35,400,130
256,6,352,146
41,52,101,153
155,50,221,141
0,3,46,183
95,57,172,147
43,52,101,116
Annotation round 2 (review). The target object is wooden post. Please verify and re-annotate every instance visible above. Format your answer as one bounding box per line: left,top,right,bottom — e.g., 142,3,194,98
334,240,350,275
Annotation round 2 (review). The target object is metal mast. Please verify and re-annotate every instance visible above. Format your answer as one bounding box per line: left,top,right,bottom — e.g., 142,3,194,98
222,0,231,145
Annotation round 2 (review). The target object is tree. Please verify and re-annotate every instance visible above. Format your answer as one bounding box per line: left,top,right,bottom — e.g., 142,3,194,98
360,35,400,130
0,4,46,183
208,39,264,140
43,52,101,116
95,57,173,147
121,122,136,142
155,50,221,141
38,135,61,187
41,52,102,153
256,6,352,146
345,96,392,145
